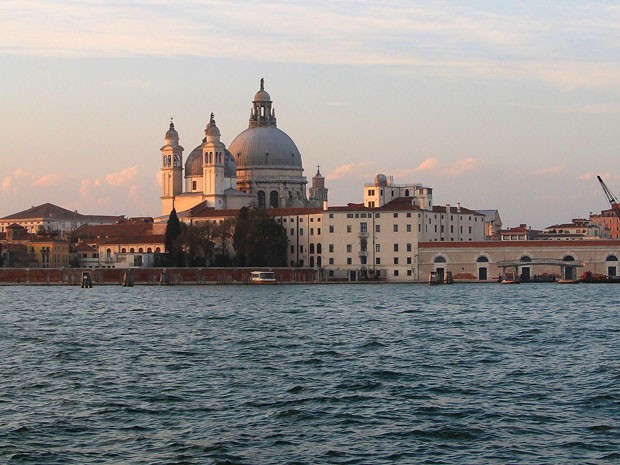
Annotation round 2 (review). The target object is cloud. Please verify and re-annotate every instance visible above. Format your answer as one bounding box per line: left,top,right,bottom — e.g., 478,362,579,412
2,177,13,193
105,166,139,186
440,157,479,177
532,165,564,176
415,157,439,172
31,173,64,187
2,1,619,91
327,162,372,181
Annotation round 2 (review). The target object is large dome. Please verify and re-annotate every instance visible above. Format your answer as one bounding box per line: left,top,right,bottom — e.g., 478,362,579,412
229,126,302,168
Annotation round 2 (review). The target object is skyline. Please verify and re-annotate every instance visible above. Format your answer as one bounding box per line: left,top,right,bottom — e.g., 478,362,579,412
2,1,620,228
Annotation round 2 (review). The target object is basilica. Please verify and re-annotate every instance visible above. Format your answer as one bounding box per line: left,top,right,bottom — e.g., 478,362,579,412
160,79,327,215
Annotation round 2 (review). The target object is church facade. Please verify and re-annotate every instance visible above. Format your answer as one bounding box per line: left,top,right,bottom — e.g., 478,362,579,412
160,80,326,216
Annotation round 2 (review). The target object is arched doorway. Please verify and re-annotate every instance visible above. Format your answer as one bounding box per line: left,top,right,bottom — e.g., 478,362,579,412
476,256,489,280
434,256,447,282
520,255,532,281
606,255,618,277
563,255,576,280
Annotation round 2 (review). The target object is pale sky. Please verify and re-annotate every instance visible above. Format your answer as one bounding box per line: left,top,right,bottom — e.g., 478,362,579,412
1,0,619,228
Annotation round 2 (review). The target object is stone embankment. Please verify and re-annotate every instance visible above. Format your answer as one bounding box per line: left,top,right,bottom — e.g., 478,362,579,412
0,268,319,285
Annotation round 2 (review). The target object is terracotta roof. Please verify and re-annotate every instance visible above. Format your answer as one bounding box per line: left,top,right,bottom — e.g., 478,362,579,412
97,234,165,245
1,202,120,222
75,223,154,239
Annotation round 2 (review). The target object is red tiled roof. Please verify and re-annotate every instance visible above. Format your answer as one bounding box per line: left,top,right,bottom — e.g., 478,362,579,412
419,239,620,249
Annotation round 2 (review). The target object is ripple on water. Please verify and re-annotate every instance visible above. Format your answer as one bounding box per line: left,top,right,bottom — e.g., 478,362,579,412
1,284,619,464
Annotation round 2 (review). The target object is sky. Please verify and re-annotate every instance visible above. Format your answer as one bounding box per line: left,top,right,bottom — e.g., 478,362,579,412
1,0,619,228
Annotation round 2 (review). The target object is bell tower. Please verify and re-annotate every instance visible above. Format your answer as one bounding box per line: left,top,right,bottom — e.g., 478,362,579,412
202,113,226,208
161,119,184,215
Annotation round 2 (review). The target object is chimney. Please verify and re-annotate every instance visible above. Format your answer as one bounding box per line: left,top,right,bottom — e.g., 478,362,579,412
457,202,461,213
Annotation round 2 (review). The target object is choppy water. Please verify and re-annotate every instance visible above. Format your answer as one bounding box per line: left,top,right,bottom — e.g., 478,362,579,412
1,283,619,464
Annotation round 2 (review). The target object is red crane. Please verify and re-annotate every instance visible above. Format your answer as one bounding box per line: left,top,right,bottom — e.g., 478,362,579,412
597,175,620,220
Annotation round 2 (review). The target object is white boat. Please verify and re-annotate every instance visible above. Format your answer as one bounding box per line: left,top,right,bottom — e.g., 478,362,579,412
250,271,278,284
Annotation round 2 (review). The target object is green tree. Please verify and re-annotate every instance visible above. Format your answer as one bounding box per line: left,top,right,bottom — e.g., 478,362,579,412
164,208,183,266
232,207,288,267
177,222,216,267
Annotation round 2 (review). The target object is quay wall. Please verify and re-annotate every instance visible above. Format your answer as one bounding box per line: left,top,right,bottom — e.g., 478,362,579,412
0,267,319,285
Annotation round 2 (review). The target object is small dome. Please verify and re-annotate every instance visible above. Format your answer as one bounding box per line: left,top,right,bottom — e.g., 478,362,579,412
375,173,388,187
253,78,271,102
254,89,271,102
184,146,237,178
205,112,221,137
185,146,203,177
165,121,178,139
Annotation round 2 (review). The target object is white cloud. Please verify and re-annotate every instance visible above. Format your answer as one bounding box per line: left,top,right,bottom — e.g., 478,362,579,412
532,165,564,176
327,162,372,181
415,157,439,172
440,157,479,177
2,1,619,91
31,173,64,187
2,177,13,193
105,166,139,186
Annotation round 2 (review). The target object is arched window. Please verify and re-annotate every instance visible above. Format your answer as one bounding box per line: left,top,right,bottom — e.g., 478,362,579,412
155,247,161,253
317,243,322,254
434,256,446,263
270,190,279,208
138,248,143,253
106,248,111,258
607,255,618,261
520,256,532,262
310,243,315,254
317,256,322,267
563,255,575,261
121,248,126,253
257,191,266,209
405,189,410,197
310,256,315,267
147,248,152,253
476,256,489,262
130,248,135,253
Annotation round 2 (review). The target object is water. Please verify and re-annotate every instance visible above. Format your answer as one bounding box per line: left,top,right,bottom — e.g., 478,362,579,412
1,283,619,464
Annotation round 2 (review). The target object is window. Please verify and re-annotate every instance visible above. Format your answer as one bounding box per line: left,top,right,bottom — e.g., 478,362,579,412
407,257,412,264
360,222,368,233
329,225,334,233
376,224,381,233
394,270,399,276
299,245,304,253
317,228,321,235
406,224,412,232
290,228,295,235
329,244,334,253
329,258,334,265
310,228,314,235
393,224,398,232
361,256,367,265
347,225,352,233
299,228,304,235
394,257,399,264
376,258,381,265
192,181,197,190
406,243,412,252
347,258,352,265
406,213,411,218
290,245,294,253
346,244,352,253
393,213,399,218
375,213,381,218
329,213,334,219
394,244,399,252
376,244,381,252
347,213,354,218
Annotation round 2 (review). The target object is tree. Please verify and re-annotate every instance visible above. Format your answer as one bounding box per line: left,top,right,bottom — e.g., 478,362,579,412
164,208,183,266
177,222,216,267
232,207,288,267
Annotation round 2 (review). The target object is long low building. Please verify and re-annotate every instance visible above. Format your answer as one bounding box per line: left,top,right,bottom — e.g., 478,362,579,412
419,240,620,282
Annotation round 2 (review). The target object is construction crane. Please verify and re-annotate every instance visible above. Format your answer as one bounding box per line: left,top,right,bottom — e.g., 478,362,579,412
597,175,620,220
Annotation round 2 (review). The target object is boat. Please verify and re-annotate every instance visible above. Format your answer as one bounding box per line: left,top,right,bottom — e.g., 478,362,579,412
557,279,579,284
250,271,278,284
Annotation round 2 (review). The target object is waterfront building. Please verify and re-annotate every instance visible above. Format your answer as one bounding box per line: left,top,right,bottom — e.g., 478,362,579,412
0,203,121,238
540,219,606,240
0,223,72,268
589,207,620,239
161,79,323,216
500,225,539,241
477,210,503,240
418,240,620,282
